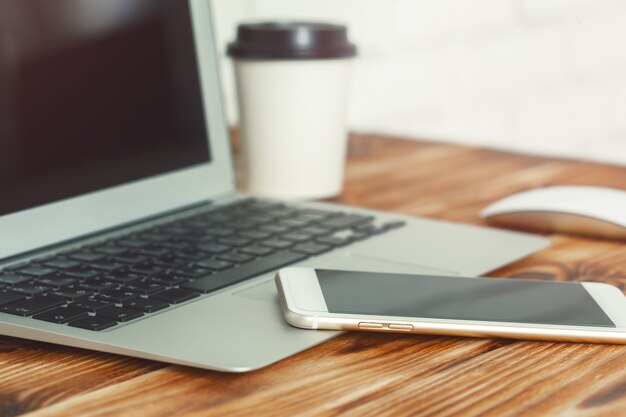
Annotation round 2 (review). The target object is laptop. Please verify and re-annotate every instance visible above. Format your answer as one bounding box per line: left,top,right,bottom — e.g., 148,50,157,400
0,0,548,372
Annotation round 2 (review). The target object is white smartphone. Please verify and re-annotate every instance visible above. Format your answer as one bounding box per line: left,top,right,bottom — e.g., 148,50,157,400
276,267,626,344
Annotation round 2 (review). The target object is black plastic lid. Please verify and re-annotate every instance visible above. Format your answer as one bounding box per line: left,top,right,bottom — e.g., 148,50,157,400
227,22,357,60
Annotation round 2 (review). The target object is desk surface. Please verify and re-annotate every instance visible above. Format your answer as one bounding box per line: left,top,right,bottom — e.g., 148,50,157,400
4,134,626,417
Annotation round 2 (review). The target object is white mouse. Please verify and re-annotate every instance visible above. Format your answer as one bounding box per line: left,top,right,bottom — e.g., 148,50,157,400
481,185,626,240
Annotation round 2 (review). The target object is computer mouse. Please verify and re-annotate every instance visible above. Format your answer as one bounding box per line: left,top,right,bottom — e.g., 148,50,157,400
481,185,626,240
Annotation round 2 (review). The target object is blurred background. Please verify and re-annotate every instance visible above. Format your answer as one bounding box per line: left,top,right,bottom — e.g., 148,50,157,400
213,0,626,165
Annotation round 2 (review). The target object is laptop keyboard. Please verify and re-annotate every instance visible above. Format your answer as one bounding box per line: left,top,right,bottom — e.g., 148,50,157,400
0,199,405,331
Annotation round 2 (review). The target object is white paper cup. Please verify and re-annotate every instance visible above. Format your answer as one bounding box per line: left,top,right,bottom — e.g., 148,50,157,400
228,22,356,200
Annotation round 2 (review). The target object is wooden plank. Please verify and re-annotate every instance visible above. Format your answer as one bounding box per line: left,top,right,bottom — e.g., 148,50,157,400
24,336,512,417
3,134,626,417
0,337,163,415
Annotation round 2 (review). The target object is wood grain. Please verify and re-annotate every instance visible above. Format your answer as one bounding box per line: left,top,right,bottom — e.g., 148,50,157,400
3,133,626,417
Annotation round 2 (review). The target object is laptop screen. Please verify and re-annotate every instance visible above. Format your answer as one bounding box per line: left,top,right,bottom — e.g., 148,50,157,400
0,0,211,217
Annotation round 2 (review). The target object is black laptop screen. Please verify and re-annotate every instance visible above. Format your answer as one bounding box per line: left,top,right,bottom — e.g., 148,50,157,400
0,0,211,216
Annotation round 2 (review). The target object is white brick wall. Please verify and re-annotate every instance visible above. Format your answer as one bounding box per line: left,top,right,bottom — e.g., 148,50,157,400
212,0,626,165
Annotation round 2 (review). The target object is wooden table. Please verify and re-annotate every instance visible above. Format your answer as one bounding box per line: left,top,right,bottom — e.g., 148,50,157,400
4,134,626,417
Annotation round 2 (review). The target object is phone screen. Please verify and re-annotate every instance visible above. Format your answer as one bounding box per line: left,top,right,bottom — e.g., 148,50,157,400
315,269,615,327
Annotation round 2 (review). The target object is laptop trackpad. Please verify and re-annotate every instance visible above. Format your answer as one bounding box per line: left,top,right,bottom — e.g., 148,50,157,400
233,253,456,304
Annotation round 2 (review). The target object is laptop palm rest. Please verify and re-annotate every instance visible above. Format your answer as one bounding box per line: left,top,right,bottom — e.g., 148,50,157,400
233,253,457,304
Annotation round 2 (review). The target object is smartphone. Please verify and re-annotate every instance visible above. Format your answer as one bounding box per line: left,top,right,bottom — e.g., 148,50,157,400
276,267,626,344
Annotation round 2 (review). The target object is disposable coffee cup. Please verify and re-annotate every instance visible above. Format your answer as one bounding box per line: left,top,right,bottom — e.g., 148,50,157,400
227,22,357,200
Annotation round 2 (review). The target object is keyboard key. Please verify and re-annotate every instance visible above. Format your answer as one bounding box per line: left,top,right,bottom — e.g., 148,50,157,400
240,245,275,257
298,208,341,218
70,299,111,312
33,306,88,324
140,233,170,243
382,220,407,230
180,234,214,244
30,254,56,261
11,284,51,296
349,224,381,237
197,243,231,254
245,214,275,224
347,230,373,241
183,220,214,229
219,237,252,247
130,262,163,275
278,218,312,228
69,252,106,263
259,224,292,234
0,291,27,306
98,306,144,322
65,268,100,280
230,221,258,231
138,247,170,257
202,228,233,238
175,248,208,261
215,207,243,216
4,261,30,271
153,255,188,269
315,236,352,247
0,274,32,286
124,298,169,313
161,240,192,251
202,215,229,225
182,251,308,294
69,315,118,331
241,216,272,226
54,288,93,301
117,239,151,249
18,266,57,277
218,252,254,264
126,280,166,295
150,272,190,286
195,259,232,271
299,226,332,236
161,226,191,236
93,246,129,256
281,233,314,243
1,295,65,316
172,266,212,279
239,230,273,240
320,214,373,230
79,278,118,292
260,239,293,250
269,208,300,218
43,259,83,270
96,289,139,303
91,261,127,272
291,243,332,256
352,221,381,231
240,214,271,222
114,253,148,264
245,200,285,211
151,288,199,304
105,270,146,283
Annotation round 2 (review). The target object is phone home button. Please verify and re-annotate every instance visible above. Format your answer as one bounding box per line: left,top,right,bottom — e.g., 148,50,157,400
388,324,413,331
358,322,384,329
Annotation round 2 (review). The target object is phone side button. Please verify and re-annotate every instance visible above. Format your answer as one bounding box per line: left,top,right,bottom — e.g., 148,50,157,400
388,324,414,331
358,322,384,329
